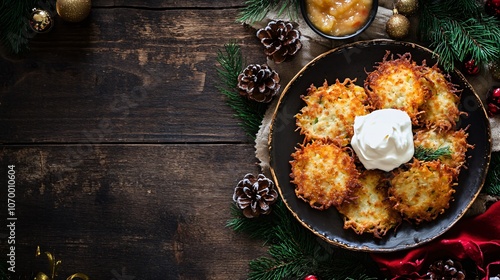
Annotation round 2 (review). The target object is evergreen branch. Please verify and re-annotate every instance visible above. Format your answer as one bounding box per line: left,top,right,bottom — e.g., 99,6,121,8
414,146,451,162
484,152,500,196
418,0,500,71
237,0,300,24
226,203,278,241
0,0,36,53
216,43,268,140
229,198,378,279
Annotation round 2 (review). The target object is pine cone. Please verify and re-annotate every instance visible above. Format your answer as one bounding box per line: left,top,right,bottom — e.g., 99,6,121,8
427,259,466,280
237,64,280,103
256,20,302,63
233,173,278,218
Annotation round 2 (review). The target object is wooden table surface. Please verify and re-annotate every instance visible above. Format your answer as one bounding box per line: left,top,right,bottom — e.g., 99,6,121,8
1,1,273,279
2,1,497,279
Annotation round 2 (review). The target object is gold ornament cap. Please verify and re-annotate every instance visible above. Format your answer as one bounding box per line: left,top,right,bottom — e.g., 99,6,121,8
56,0,92,23
396,0,419,16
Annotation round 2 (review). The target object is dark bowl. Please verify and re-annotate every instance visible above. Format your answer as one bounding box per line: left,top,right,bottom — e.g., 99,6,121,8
268,40,492,252
300,0,378,40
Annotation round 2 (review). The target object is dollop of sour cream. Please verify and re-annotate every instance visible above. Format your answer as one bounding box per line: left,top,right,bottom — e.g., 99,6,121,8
350,109,414,172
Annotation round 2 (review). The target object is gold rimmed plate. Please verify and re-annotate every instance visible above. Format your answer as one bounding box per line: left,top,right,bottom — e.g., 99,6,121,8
268,40,491,252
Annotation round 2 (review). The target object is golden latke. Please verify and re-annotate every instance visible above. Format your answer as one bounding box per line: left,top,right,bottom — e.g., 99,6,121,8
364,52,430,124
419,64,461,130
337,170,401,238
290,141,360,210
295,79,369,146
389,160,457,224
413,127,472,171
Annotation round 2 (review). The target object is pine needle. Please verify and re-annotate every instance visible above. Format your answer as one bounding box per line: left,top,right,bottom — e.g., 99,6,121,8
484,152,500,196
414,146,451,162
237,0,300,24
216,43,268,140
228,199,378,279
418,0,500,71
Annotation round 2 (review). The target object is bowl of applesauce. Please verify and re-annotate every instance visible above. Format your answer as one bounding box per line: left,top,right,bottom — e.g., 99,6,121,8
300,0,378,39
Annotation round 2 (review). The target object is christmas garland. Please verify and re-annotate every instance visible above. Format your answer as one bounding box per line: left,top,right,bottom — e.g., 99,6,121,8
217,41,500,279
219,1,500,278
227,200,379,279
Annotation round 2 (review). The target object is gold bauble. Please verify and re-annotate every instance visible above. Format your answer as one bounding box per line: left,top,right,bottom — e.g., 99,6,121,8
386,10,410,40
395,0,419,16
56,0,91,22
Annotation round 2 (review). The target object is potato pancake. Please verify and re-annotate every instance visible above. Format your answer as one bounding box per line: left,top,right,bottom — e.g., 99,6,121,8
389,160,457,224
289,52,472,237
364,52,430,124
419,64,461,130
337,170,401,238
291,141,360,210
295,79,369,146
413,127,472,171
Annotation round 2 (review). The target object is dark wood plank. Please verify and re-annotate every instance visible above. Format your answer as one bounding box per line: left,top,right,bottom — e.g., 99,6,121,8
0,144,267,279
0,7,263,144
94,0,245,8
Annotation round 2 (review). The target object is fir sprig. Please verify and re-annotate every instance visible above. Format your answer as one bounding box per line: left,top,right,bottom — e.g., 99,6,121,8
484,152,500,196
0,0,36,53
414,146,451,162
237,0,300,24
216,43,268,140
228,199,378,280
418,0,500,72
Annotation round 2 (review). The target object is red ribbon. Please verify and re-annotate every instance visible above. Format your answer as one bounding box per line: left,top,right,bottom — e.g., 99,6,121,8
371,201,500,279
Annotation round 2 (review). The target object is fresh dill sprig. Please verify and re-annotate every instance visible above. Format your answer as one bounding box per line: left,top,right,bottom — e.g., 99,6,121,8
414,146,451,162
237,0,300,24
215,43,268,140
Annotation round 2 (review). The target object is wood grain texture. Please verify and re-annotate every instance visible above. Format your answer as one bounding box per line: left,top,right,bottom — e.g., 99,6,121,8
0,6,263,144
94,0,245,9
0,2,274,280
0,144,266,279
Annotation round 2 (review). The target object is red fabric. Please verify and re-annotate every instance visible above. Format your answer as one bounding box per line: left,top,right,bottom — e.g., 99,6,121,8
371,201,500,279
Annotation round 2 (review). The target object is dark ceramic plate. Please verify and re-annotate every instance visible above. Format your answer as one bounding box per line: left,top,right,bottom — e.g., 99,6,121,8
268,40,491,252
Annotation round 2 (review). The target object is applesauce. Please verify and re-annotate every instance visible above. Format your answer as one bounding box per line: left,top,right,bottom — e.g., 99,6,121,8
305,0,373,37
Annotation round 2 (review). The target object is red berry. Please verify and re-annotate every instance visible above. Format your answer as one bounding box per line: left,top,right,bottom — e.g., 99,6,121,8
464,59,480,75
487,87,500,102
304,275,318,280
488,103,500,116
487,87,500,116
485,0,500,18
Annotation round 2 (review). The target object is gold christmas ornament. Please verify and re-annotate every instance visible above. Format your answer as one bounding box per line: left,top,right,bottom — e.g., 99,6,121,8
56,0,92,22
386,9,410,40
29,8,54,33
395,0,419,16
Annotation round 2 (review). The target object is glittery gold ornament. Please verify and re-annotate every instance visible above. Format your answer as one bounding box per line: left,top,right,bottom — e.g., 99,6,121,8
386,9,410,40
56,0,91,23
29,8,53,33
395,0,419,16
